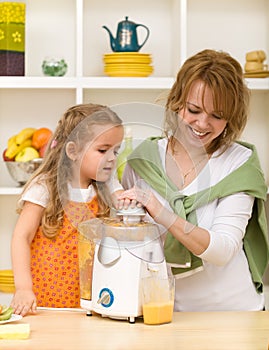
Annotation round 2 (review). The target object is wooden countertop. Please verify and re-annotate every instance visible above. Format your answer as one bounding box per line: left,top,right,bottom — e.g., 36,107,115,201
1,309,269,350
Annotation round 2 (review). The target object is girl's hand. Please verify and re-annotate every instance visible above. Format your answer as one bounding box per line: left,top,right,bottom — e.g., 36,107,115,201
117,186,158,215
10,289,37,316
114,189,141,210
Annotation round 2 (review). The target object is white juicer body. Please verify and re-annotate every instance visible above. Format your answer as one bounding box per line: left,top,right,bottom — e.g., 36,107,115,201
91,241,144,322
78,215,167,323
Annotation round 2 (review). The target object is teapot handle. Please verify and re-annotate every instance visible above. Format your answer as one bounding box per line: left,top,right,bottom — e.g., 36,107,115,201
136,24,150,51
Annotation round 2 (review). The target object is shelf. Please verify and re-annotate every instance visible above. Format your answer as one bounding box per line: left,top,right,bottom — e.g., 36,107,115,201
0,187,22,195
0,77,78,89
245,78,269,91
0,76,175,90
1,76,268,91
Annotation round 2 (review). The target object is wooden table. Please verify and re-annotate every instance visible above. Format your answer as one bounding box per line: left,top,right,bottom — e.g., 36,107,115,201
1,309,269,350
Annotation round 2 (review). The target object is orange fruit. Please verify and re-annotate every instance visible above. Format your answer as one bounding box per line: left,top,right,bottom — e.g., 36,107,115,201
32,127,53,150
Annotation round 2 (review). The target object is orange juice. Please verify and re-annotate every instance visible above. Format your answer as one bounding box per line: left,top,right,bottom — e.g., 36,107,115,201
143,301,174,325
78,234,95,300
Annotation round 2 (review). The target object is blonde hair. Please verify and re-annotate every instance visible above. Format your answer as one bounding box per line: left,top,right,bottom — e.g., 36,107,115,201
165,49,250,154
18,103,122,239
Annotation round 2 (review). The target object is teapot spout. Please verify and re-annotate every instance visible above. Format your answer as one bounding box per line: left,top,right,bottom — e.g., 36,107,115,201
102,26,117,52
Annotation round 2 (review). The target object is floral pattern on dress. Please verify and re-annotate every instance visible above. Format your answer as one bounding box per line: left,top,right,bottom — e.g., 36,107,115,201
30,197,98,308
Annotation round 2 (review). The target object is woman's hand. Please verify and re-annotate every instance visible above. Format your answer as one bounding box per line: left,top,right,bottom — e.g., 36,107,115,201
10,289,37,316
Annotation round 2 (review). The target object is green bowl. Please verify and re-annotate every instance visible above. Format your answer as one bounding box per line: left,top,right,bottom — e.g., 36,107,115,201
42,58,68,77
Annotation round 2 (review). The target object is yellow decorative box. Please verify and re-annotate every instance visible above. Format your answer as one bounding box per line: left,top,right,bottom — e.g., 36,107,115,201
0,2,25,76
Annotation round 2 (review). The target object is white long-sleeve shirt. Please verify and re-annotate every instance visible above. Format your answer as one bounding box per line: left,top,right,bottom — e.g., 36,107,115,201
122,138,264,311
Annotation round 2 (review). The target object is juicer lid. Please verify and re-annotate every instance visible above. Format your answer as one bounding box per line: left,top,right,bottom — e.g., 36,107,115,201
116,206,146,223
78,217,165,264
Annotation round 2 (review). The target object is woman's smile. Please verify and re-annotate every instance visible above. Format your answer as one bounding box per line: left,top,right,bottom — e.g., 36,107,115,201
189,126,209,138
180,80,227,149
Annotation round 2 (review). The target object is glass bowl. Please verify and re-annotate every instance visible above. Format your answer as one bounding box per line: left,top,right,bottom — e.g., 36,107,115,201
5,158,43,186
42,58,68,77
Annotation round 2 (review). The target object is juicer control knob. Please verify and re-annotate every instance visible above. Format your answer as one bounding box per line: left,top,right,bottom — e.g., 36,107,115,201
97,288,114,308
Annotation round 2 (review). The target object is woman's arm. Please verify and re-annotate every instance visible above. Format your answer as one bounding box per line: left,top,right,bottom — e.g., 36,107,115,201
117,187,254,264
11,201,44,316
117,186,209,253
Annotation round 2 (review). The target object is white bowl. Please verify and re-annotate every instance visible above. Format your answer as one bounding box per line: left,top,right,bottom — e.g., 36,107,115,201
5,158,43,186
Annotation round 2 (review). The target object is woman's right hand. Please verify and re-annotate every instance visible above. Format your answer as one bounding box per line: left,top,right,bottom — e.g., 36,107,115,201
11,289,37,316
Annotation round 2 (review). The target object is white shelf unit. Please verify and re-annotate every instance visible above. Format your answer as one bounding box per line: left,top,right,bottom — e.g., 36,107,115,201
0,0,269,272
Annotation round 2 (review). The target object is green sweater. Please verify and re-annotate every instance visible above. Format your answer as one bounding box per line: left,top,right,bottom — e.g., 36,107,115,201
127,137,269,293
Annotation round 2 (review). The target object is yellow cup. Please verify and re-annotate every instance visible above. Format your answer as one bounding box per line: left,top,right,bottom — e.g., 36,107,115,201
245,50,266,62
142,275,175,325
244,61,264,72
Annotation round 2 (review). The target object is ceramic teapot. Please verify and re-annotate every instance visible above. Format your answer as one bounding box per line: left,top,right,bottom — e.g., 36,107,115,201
103,16,150,52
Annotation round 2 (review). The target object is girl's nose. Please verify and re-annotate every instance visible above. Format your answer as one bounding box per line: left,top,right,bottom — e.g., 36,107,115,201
107,149,117,161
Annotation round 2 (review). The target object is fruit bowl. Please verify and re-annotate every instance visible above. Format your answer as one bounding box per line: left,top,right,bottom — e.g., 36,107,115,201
5,158,43,186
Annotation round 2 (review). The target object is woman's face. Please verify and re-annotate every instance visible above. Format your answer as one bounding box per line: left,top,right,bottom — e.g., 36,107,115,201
78,124,123,188
179,80,227,151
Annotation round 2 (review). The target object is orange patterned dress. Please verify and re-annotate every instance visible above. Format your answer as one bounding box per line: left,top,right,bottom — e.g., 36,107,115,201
30,197,98,308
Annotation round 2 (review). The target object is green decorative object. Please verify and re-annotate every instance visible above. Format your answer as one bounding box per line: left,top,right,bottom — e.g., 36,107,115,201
42,58,68,77
0,2,25,76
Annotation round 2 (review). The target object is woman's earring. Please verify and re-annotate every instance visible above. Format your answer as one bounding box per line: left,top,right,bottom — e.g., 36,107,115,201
222,128,227,138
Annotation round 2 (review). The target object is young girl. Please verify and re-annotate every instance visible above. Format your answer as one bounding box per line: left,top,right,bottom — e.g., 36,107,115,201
11,103,124,316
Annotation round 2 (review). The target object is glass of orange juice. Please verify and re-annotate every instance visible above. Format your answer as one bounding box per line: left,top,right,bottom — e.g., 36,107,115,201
78,233,95,300
142,275,175,325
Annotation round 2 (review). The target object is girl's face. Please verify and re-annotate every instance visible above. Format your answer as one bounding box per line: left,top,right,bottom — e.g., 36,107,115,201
78,124,123,188
179,80,227,150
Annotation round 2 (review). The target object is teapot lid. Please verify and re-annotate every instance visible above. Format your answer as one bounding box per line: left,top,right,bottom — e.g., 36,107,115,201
120,16,135,25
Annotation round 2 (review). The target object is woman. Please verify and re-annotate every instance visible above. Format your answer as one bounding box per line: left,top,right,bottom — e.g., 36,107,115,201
118,49,269,311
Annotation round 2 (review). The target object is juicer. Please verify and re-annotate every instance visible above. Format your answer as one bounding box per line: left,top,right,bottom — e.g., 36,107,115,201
78,208,168,323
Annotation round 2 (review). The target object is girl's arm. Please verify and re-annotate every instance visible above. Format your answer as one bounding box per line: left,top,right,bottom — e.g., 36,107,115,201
11,201,44,316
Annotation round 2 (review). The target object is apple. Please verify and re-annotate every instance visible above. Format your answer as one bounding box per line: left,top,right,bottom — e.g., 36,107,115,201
2,148,14,161
15,146,40,162
39,142,48,158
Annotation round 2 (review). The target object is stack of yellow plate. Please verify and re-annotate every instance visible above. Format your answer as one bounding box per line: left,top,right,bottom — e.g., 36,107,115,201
0,270,15,293
103,52,153,77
